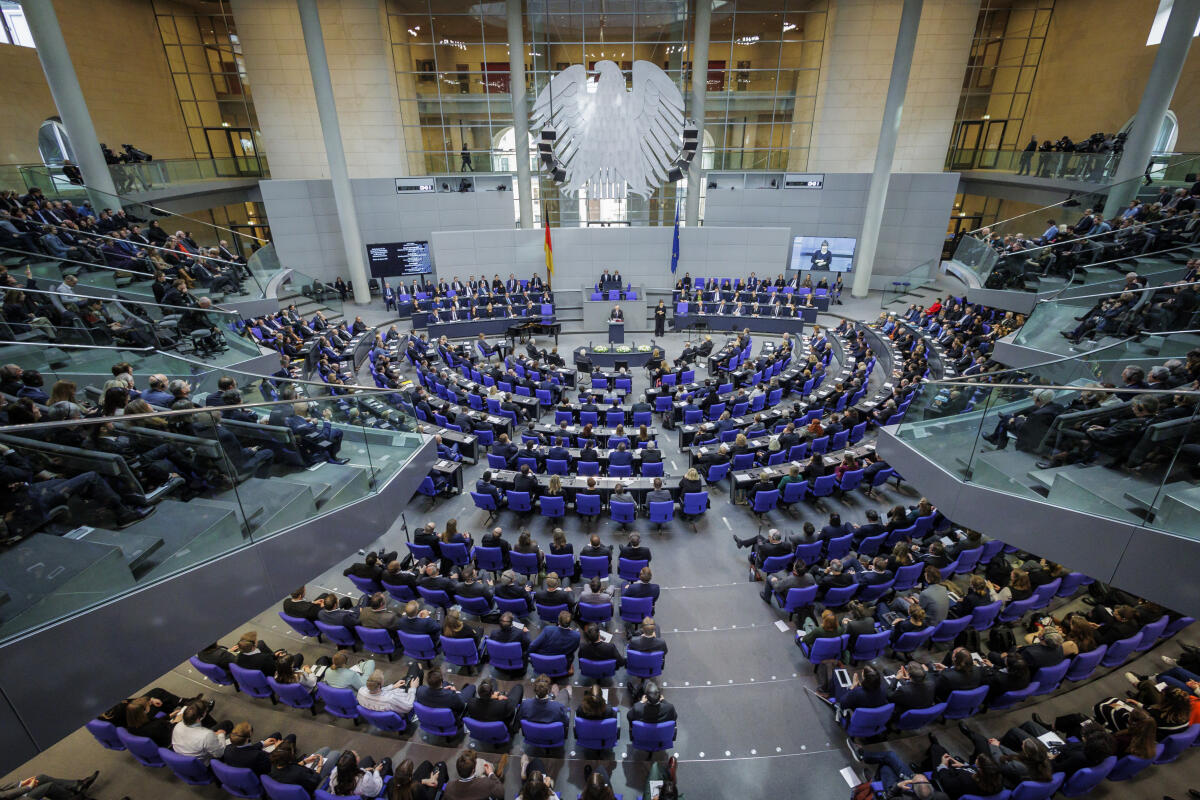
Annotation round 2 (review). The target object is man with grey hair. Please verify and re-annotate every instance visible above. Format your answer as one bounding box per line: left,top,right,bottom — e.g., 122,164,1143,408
982,387,1062,452
167,379,191,405
1147,365,1172,390
355,665,421,715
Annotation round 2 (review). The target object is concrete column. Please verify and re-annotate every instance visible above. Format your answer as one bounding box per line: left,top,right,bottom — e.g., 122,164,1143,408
852,0,923,299
296,0,370,305
1102,0,1200,219
507,0,534,228
22,0,121,211
685,0,712,227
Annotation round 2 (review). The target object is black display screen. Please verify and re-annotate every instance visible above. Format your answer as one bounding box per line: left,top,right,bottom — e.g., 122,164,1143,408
365,241,432,277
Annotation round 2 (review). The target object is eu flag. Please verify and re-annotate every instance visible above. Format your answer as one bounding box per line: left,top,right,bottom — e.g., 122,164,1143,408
670,202,680,274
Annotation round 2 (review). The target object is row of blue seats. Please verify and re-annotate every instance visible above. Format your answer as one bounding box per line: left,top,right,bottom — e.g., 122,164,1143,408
831,615,1192,769
471,491,711,525
278,596,658,664
746,469,895,516
864,724,1200,799
484,455,665,477
88,714,675,800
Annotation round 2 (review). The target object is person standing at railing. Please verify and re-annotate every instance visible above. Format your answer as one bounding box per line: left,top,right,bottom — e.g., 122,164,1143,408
1017,135,1037,176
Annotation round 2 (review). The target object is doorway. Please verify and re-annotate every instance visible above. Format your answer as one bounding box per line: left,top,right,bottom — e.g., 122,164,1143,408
204,127,262,176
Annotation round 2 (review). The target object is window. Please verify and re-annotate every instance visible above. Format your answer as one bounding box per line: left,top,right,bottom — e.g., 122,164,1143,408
1147,0,1200,46
0,0,34,48
37,118,74,166
1155,110,1179,152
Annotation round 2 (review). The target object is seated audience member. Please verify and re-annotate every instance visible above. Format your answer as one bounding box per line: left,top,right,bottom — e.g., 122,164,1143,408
357,667,421,715
322,650,375,691
517,674,571,727
888,662,938,712
529,610,581,668
171,699,233,764
328,750,392,799
221,723,292,776
579,621,626,669
466,677,524,732
442,750,504,800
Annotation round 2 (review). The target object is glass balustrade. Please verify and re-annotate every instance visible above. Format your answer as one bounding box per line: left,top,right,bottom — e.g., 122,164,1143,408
9,156,267,201
952,154,1200,293
1013,275,1200,358
0,370,426,644
946,148,1126,182
892,360,1200,541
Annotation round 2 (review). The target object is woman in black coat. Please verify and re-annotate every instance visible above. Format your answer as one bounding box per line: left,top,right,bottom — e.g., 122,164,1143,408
654,300,666,337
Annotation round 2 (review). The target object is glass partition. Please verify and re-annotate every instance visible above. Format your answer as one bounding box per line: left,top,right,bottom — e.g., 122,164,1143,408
1013,274,1200,358
893,365,1200,540
278,266,345,322
0,379,426,644
945,149,1125,182
11,156,267,200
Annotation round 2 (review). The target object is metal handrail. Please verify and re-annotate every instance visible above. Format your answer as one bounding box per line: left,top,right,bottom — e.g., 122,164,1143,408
10,159,269,246
7,283,243,317
15,220,251,272
894,326,1200,386
961,152,1200,237
0,343,415,431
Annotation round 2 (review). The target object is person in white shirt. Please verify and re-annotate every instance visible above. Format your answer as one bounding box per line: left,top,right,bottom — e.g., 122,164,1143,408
170,700,232,763
55,274,83,306
356,667,421,716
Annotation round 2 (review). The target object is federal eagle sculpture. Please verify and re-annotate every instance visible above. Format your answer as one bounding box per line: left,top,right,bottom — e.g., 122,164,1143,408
532,59,691,199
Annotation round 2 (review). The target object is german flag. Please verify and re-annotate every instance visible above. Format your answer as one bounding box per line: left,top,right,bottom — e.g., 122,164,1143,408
543,218,554,286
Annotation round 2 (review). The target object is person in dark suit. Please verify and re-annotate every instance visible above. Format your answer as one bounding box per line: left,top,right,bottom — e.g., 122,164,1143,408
415,669,474,717
233,631,288,675
517,675,570,727
491,434,519,467
609,305,624,322
982,389,1063,452
489,608,532,648
628,681,676,726
990,629,1065,671
815,559,855,599
282,586,322,622
608,441,634,472
268,742,335,793
837,664,888,711
580,534,613,568
396,599,442,643
272,403,348,465
619,533,652,564
622,567,660,612
513,465,540,498
465,678,523,731
578,622,626,669
222,723,291,776
534,574,575,613
887,662,937,711
477,527,511,566
528,610,581,665
933,647,986,702
475,470,506,507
